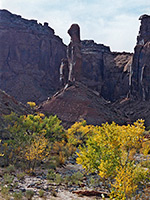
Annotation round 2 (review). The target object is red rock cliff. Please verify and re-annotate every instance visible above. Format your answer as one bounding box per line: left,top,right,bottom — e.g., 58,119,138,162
0,9,66,103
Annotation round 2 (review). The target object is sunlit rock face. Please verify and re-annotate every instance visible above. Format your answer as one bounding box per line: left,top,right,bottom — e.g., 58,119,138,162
0,9,66,103
132,14,150,100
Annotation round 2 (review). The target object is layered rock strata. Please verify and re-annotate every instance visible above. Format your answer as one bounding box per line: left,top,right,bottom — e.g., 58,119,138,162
81,40,132,101
0,9,66,103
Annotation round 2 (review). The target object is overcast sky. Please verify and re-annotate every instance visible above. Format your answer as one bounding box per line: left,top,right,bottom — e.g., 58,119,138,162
0,0,150,52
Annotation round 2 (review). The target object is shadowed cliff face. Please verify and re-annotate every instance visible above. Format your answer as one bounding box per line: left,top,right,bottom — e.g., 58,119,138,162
132,14,150,100
0,9,66,103
81,40,132,102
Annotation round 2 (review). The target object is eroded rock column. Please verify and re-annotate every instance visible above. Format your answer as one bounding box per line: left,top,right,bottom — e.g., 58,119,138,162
67,24,82,82
132,14,150,100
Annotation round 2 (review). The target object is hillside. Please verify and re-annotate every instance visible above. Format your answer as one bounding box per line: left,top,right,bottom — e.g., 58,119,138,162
38,82,127,127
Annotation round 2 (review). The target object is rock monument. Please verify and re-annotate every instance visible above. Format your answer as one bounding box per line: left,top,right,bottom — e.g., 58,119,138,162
132,14,150,100
67,24,82,83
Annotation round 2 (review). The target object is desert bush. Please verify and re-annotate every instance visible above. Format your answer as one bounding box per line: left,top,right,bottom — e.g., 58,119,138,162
27,101,36,109
16,172,26,180
5,164,15,174
47,169,56,180
26,190,34,200
52,139,76,166
55,173,63,185
71,171,84,185
39,189,45,197
140,139,150,155
67,120,93,147
1,186,10,199
3,173,14,185
13,191,23,200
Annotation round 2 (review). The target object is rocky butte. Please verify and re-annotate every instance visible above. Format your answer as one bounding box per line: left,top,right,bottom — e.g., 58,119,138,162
0,9,66,103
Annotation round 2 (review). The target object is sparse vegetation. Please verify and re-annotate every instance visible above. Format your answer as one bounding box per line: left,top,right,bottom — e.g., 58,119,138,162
1,186,10,199
5,164,15,174
3,173,14,184
47,169,56,181
13,191,23,200
26,190,34,200
16,172,26,180
39,189,45,197
55,173,63,185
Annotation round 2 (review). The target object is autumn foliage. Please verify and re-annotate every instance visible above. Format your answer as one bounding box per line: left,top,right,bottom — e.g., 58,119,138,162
74,120,150,199
1,110,150,199
2,112,65,171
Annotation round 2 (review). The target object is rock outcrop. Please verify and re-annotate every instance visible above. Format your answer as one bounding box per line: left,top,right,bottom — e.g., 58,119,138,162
81,40,132,101
132,14,150,100
0,89,29,134
0,9,66,103
0,89,28,116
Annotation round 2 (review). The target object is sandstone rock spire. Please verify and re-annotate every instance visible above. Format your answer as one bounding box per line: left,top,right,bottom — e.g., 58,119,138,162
67,24,82,82
132,14,150,100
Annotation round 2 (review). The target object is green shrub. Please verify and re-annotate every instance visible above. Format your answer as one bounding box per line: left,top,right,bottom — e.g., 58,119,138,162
16,172,26,180
13,191,23,200
26,190,34,200
71,171,84,184
3,173,14,184
55,173,63,185
47,169,56,180
39,189,45,197
6,165,15,174
1,186,10,198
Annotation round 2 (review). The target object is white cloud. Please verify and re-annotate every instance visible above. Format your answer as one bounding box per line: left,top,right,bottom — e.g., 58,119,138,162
0,0,150,52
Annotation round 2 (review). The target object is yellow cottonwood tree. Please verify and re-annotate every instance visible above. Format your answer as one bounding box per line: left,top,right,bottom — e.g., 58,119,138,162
4,112,64,169
76,119,149,199
25,133,49,170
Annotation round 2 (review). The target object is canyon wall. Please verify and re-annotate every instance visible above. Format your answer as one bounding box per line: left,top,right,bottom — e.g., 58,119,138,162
0,9,133,104
81,40,132,101
0,9,66,103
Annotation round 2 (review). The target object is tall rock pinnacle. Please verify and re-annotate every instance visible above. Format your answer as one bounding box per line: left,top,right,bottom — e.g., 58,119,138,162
67,24,82,82
132,14,150,100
